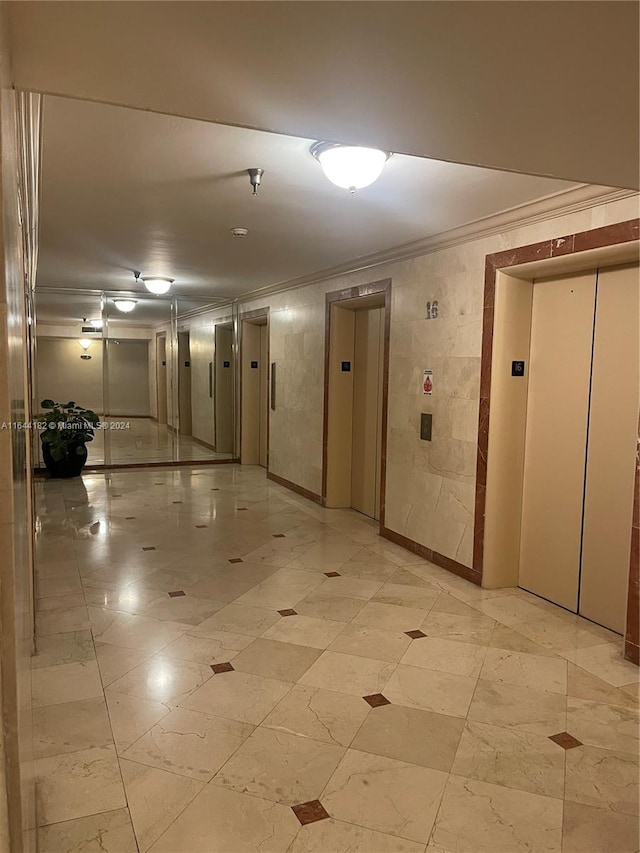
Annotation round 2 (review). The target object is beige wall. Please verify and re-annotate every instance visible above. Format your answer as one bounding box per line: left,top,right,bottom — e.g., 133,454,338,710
36,337,151,418
240,193,639,570
107,339,150,417
36,338,103,414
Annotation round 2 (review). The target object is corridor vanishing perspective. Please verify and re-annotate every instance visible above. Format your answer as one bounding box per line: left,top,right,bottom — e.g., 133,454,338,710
34,466,639,853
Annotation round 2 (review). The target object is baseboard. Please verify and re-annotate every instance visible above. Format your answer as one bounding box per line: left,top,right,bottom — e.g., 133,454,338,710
624,639,639,666
267,471,324,505
380,525,482,587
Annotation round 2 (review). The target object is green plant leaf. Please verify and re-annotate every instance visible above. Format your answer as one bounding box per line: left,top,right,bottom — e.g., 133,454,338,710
41,399,54,409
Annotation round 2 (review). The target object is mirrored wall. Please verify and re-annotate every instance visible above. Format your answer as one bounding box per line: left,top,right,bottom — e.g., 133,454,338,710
33,289,238,469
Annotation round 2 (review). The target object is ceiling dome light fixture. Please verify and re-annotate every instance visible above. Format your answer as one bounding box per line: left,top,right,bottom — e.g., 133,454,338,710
310,142,391,192
142,276,174,295
114,299,137,314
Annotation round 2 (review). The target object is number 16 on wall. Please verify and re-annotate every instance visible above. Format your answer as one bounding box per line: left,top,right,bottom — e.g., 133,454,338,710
425,300,439,319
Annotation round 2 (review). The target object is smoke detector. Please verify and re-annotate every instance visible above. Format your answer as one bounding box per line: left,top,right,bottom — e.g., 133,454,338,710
231,227,249,238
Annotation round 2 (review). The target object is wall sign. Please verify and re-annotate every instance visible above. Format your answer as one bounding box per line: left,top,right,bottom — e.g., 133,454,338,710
425,300,439,319
341,361,351,372
423,369,433,395
511,360,526,377
223,360,230,368
251,360,259,369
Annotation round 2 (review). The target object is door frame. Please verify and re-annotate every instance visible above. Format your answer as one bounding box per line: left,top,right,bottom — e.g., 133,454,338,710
239,308,270,467
476,219,639,663
322,278,391,527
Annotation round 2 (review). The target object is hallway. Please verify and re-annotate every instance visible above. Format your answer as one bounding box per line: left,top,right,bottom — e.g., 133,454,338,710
34,467,639,852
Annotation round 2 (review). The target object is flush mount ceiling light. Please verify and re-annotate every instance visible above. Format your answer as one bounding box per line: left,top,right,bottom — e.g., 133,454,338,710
310,142,391,192
231,227,249,238
142,276,174,295
132,270,174,295
113,299,137,313
77,338,93,351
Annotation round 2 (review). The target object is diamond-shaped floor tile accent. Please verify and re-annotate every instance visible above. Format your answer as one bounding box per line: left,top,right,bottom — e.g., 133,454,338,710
142,546,156,551
229,558,243,564
405,629,427,639
278,609,297,617
363,694,391,708
291,800,330,826
211,662,235,674
549,732,582,750
168,590,186,598
324,572,341,578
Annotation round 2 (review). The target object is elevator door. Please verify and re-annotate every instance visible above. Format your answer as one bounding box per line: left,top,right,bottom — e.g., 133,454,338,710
519,264,639,632
580,264,639,632
518,271,595,612
351,306,384,519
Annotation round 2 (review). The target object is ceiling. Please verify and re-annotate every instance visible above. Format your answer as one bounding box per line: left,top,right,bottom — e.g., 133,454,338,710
7,2,639,189
37,96,584,316
35,289,227,329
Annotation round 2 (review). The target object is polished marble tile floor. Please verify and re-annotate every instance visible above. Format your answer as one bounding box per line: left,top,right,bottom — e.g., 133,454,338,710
34,466,639,852
37,417,233,468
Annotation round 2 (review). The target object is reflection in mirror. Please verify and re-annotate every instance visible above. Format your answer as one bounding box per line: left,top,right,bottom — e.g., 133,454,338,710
176,298,236,463
33,290,105,469
103,291,175,466
33,289,238,470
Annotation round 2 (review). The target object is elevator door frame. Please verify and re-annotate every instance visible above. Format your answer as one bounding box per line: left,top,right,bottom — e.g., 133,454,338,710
239,308,270,467
322,279,391,527
479,230,639,661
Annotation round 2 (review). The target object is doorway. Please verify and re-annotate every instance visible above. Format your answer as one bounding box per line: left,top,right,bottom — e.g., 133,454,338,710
484,260,639,634
323,282,390,522
240,312,269,467
155,332,168,425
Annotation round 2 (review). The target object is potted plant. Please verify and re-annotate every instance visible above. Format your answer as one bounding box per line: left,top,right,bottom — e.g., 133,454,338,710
39,399,100,478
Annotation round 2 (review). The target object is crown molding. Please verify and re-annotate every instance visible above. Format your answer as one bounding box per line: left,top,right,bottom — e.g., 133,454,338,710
238,186,638,303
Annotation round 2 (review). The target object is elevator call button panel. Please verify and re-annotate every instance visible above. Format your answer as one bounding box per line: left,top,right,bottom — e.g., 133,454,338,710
420,413,433,441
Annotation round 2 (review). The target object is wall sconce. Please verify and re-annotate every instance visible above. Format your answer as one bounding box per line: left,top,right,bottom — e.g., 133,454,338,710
78,338,93,360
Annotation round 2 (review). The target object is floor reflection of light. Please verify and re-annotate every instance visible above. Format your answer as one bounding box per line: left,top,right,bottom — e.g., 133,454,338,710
146,660,174,700
118,588,139,609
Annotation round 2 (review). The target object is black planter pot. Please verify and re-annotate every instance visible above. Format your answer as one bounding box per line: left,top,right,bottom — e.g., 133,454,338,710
42,443,88,478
